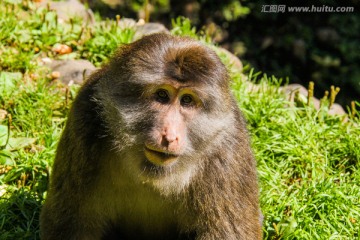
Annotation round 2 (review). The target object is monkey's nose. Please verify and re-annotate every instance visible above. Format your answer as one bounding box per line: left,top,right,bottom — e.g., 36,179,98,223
164,134,178,143
161,129,180,153
161,127,179,143
161,134,178,148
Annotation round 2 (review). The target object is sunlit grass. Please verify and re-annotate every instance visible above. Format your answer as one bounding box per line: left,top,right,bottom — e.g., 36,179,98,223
0,1,359,239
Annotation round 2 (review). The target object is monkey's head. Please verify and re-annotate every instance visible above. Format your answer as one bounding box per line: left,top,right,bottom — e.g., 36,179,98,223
95,34,237,194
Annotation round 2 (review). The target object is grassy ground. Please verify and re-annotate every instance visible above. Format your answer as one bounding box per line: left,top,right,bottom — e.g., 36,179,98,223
1,1,359,239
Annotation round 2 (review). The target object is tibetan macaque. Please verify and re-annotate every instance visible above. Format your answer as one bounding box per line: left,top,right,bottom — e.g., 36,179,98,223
40,33,262,240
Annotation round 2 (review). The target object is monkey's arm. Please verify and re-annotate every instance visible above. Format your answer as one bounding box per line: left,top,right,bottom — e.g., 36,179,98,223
40,75,109,240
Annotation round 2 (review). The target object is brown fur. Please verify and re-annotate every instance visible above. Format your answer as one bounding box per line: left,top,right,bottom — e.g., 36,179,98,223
40,33,262,240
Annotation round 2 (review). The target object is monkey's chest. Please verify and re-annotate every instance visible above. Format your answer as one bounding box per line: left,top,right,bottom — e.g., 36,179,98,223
103,186,190,240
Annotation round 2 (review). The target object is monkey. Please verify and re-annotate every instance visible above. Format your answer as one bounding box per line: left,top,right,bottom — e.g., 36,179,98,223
40,33,262,240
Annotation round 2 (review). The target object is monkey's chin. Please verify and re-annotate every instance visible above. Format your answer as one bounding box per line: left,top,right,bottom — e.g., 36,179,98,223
144,147,179,167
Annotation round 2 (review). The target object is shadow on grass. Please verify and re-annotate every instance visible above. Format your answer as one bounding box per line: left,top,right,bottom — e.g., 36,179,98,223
0,188,43,240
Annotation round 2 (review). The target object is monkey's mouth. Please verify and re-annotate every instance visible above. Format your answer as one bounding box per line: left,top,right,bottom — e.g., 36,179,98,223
144,146,179,167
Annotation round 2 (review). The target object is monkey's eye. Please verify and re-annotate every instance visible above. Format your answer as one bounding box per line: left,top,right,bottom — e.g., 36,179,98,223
180,94,194,107
155,89,170,103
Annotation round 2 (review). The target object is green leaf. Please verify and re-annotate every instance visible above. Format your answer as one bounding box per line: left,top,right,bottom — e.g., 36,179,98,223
0,150,15,165
4,0,22,4
6,137,36,151
0,125,8,146
0,71,22,94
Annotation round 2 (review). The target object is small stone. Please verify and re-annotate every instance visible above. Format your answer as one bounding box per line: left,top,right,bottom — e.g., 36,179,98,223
328,103,346,115
37,0,95,24
50,71,61,79
52,44,72,55
48,59,96,85
216,47,243,72
134,23,169,39
0,109,8,120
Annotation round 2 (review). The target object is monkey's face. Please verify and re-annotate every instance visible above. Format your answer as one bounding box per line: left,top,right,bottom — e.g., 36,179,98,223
97,34,235,193
102,82,234,195
141,83,203,167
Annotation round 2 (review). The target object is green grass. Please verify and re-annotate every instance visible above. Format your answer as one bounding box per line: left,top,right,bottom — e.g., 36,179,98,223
1,1,360,239
232,75,360,239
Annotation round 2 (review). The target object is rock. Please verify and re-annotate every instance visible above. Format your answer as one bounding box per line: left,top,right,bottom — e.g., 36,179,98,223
116,19,168,39
118,18,137,29
134,22,169,39
283,84,308,97
328,103,346,115
309,97,321,110
282,83,346,115
48,60,96,85
282,84,320,109
38,0,95,24
215,47,243,72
